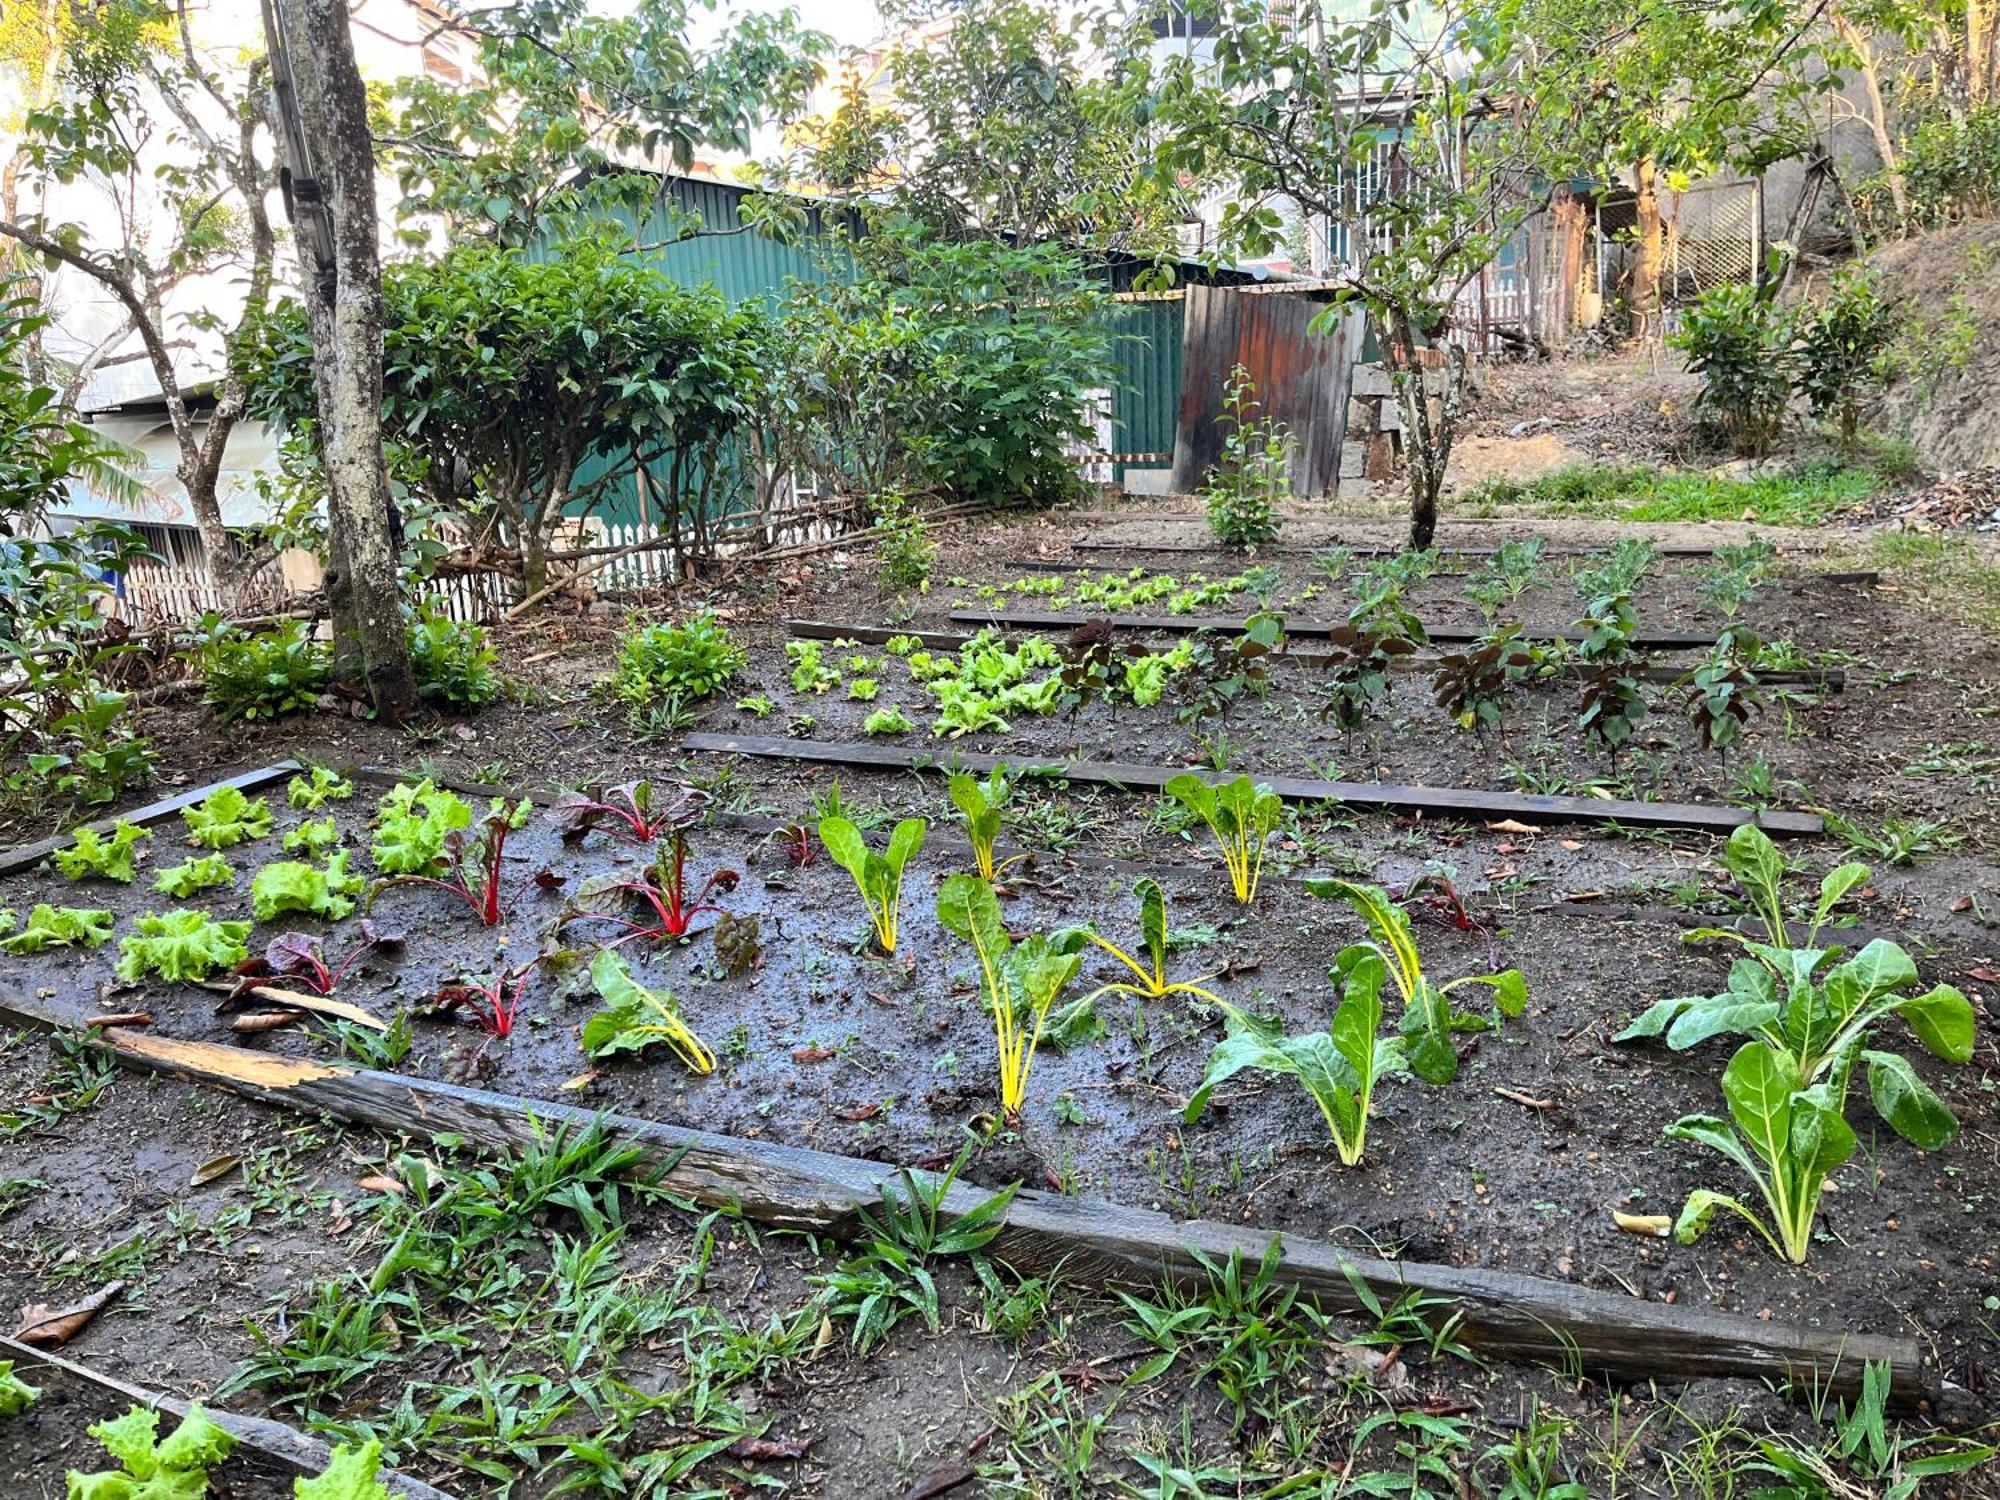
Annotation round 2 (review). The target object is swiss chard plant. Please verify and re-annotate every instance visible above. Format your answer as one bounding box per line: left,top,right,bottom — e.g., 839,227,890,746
375,798,532,926
251,851,365,923
937,873,1087,1122
1163,773,1282,905
250,923,402,996
368,779,474,877
948,767,1024,883
181,785,275,849
115,909,253,983
1075,876,1220,1007
66,1403,237,1500
820,814,925,954
152,853,235,897
1185,947,1404,1166
52,820,150,883
565,827,739,944
1304,879,1526,1085
287,765,354,810
431,961,537,1039
1664,1039,1854,1264
1618,825,1974,1148
0,903,115,955
551,780,696,846
582,949,716,1073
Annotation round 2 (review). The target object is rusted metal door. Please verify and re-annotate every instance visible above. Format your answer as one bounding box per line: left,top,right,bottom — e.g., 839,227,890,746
1168,285,1361,498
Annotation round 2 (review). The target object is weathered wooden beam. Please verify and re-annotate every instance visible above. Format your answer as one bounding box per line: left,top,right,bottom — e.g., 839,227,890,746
0,1335,455,1498
0,760,303,878
681,732,1823,837
0,1003,1920,1408
1004,556,1880,587
778,620,1844,691
1069,536,1737,559
947,608,1721,651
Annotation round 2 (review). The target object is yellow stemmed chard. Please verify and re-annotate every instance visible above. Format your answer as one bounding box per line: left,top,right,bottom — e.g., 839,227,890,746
584,950,716,1074
819,814,926,953
948,768,1028,883
1076,877,1221,1007
1163,773,1282,905
937,874,1086,1123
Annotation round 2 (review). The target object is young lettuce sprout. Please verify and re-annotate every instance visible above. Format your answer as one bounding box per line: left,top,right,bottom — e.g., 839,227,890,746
1075,877,1220,1007
1163,773,1282,905
1618,825,1974,1148
1665,1039,1853,1264
820,814,925,954
1304,879,1526,1085
1185,947,1403,1166
936,874,1086,1123
948,767,1026,883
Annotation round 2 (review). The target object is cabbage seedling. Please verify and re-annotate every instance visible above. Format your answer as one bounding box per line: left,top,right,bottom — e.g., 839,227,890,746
1163,773,1282,904
1665,1039,1853,1264
1305,879,1526,1085
821,814,925,954
937,874,1086,1122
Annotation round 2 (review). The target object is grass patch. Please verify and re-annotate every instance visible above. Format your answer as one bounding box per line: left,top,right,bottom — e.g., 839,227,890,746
1871,532,2000,636
1466,460,1887,526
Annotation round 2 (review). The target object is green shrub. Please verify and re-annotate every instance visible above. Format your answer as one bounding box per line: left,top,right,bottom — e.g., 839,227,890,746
1793,268,1899,448
192,618,329,722
408,600,500,710
874,492,933,592
609,614,745,722
1202,365,1287,549
1864,105,2000,231
1671,283,1794,457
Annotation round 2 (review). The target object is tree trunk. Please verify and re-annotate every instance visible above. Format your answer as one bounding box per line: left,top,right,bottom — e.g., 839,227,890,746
1835,12,1906,224
265,0,417,717
1381,308,1451,551
1631,158,1664,343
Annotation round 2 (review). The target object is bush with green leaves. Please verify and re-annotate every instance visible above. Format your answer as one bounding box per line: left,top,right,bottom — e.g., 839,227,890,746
609,614,745,723
1671,282,1794,457
874,491,933,592
1792,267,1899,449
191,617,330,722
1202,364,1288,549
408,599,500,711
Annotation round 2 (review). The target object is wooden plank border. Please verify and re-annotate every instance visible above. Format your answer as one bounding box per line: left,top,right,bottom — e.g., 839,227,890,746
0,1003,1920,1408
681,732,1823,836
947,607,1721,651
1003,557,1881,587
780,620,1845,691
0,760,303,879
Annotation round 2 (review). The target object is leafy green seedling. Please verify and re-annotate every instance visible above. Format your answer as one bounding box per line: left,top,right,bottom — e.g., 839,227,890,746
283,816,340,855
116,909,253,982
1305,879,1526,1085
153,853,235,897
182,785,274,849
53,821,150,883
368,778,473,876
863,705,912,736
0,1361,38,1415
936,874,1087,1121
286,766,354,810
0,904,115,955
297,1439,396,1500
583,949,715,1073
66,1402,236,1500
948,767,1025,883
820,814,925,954
1163,773,1282,905
251,852,364,923
1076,877,1220,1006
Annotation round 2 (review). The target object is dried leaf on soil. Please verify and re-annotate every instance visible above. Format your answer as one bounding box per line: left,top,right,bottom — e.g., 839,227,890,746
1613,1210,1672,1238
15,1280,124,1347
189,1154,242,1187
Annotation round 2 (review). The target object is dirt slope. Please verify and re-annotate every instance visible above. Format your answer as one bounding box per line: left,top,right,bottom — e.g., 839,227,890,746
1868,216,2000,472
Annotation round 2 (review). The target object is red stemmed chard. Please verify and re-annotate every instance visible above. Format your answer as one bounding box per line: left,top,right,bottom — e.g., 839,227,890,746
377,799,529,927
243,921,403,996
564,828,739,946
551,781,700,847
431,960,538,1039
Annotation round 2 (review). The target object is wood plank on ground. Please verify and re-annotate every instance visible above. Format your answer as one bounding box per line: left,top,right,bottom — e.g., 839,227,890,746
780,620,1845,690
1002,557,1881,586
0,1000,1919,1408
0,759,302,878
681,732,1823,836
1070,536,1735,559
947,607,1720,651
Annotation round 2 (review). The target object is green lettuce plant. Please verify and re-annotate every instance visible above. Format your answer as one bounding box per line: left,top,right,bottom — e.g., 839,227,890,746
283,816,340,855
297,1440,395,1500
181,785,274,849
583,949,715,1073
1,904,115,955
116,909,253,982
251,852,364,923
863,705,912,736
369,779,473,877
1305,879,1526,1085
1185,947,1404,1166
787,638,840,694
937,873,1087,1122
53,820,150,883
65,1402,236,1500
819,814,925,954
0,1360,36,1415
1665,1039,1854,1264
1163,773,1282,904
1618,825,1974,1148
286,766,354,809
153,854,235,897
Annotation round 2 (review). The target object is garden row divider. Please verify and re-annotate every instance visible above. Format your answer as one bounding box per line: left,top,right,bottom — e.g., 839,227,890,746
1069,536,1743,559
948,608,1722,651
781,620,1845,690
0,996,1923,1408
0,759,303,878
681,732,1824,836
0,1334,457,1499
1003,556,1881,587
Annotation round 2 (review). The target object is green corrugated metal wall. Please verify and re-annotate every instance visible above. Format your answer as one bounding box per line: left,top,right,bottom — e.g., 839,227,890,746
1105,300,1182,481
